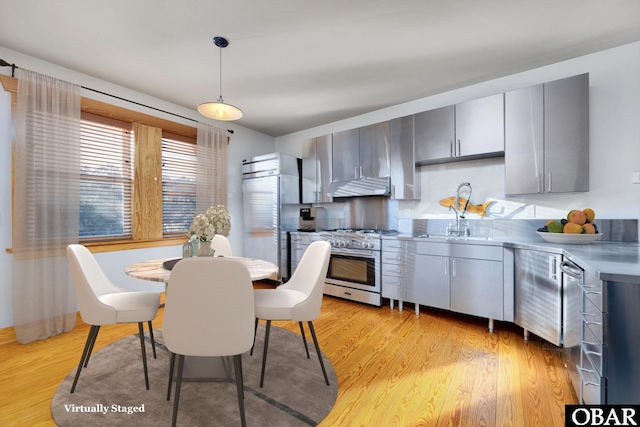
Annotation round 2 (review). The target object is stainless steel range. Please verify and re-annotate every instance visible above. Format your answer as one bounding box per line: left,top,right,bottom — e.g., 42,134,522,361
319,229,395,306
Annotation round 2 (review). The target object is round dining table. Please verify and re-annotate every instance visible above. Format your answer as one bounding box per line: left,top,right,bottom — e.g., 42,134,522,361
125,256,278,284
125,256,278,382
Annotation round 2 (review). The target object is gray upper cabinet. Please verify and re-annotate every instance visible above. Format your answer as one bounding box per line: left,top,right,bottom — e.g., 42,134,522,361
301,134,333,203
332,123,390,182
415,94,504,165
389,115,420,200
455,94,505,157
331,128,360,182
505,73,589,195
414,105,454,161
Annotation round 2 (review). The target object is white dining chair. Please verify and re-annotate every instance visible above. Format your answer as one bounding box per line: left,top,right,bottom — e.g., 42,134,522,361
164,257,255,427
211,234,233,257
251,240,331,387
66,244,160,393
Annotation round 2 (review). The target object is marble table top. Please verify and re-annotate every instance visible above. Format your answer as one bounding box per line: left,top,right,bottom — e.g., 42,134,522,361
125,256,278,283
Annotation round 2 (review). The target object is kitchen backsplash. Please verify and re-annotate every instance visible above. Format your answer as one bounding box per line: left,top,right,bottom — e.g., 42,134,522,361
398,218,639,242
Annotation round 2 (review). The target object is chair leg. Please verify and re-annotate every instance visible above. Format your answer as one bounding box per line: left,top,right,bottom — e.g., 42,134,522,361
83,324,101,367
308,321,330,386
233,354,247,427
250,317,259,356
148,320,157,359
138,322,150,390
171,355,185,427
167,352,176,401
298,321,310,359
259,320,272,388
70,325,100,393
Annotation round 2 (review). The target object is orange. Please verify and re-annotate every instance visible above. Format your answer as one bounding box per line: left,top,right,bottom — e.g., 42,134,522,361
583,208,595,222
563,222,583,234
568,210,587,226
583,223,596,234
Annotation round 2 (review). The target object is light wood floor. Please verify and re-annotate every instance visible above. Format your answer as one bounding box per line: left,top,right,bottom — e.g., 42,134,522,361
0,284,577,426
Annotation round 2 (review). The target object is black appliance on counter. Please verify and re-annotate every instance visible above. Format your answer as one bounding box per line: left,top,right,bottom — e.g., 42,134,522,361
297,207,328,232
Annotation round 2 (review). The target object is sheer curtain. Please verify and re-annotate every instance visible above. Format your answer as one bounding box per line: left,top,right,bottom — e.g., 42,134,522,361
195,123,228,212
12,69,81,344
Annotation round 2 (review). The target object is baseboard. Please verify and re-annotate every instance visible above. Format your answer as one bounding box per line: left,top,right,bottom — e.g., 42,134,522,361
0,325,16,345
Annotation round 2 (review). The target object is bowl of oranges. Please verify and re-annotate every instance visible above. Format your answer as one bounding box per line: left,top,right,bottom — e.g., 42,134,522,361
536,208,604,244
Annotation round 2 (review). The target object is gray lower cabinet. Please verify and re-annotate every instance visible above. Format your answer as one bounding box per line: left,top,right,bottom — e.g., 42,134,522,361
411,253,450,311
514,249,563,345
409,241,505,329
381,239,409,310
505,73,589,195
288,232,317,277
450,257,504,321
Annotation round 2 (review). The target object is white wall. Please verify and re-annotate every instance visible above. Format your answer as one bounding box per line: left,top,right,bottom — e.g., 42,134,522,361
0,46,275,328
276,42,640,222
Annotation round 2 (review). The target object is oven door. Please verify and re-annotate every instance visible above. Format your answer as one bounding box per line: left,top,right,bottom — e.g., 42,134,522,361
326,248,380,293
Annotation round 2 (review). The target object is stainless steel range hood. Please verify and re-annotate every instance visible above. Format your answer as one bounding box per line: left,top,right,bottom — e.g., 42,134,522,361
327,176,391,198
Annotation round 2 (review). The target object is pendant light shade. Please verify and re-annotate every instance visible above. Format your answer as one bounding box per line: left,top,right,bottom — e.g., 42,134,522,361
198,36,243,121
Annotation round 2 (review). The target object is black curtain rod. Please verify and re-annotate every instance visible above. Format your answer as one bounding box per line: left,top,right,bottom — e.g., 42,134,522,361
81,86,234,134
0,58,234,134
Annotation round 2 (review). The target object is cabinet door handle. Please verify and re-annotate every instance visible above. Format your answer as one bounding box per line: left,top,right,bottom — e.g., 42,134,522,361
536,172,542,193
359,166,363,179
457,139,461,156
546,172,552,193
548,255,557,280
451,259,456,278
445,258,449,276
450,140,454,157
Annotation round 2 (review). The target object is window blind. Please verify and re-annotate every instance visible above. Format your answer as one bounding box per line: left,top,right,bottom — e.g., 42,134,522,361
162,132,197,236
79,112,134,240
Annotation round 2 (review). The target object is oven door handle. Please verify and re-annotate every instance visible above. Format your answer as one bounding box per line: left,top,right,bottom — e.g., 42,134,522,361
331,249,377,259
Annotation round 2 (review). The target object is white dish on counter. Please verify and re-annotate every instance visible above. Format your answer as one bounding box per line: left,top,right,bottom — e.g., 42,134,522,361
536,231,604,244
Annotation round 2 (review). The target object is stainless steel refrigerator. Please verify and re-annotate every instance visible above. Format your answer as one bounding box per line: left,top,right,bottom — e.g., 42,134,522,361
242,153,300,281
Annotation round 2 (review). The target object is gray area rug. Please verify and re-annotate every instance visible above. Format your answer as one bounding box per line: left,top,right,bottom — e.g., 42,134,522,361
51,325,337,426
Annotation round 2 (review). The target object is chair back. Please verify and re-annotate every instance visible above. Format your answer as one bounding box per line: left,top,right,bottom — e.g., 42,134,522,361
66,244,120,325
211,234,232,257
164,258,255,357
280,240,331,320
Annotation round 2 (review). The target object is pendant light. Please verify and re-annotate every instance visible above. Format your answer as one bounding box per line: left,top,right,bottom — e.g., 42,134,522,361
198,36,243,121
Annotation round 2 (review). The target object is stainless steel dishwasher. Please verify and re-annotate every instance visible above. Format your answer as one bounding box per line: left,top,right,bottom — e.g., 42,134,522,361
514,249,563,345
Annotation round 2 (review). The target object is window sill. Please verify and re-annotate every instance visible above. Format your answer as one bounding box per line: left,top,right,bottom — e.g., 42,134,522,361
84,237,186,253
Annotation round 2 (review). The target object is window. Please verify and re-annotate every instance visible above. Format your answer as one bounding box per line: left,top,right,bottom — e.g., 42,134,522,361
161,132,197,236
79,113,134,241
3,73,215,251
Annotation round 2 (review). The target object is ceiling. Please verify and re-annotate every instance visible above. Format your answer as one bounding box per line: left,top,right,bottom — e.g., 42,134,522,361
1,1,640,137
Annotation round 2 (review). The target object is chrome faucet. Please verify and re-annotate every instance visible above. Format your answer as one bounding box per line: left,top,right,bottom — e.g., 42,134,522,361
447,182,472,236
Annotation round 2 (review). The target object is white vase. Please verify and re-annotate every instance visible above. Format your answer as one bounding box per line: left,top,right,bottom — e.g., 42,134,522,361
196,240,216,257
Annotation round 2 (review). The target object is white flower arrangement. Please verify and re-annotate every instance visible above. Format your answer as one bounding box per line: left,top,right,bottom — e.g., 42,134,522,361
187,205,231,242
